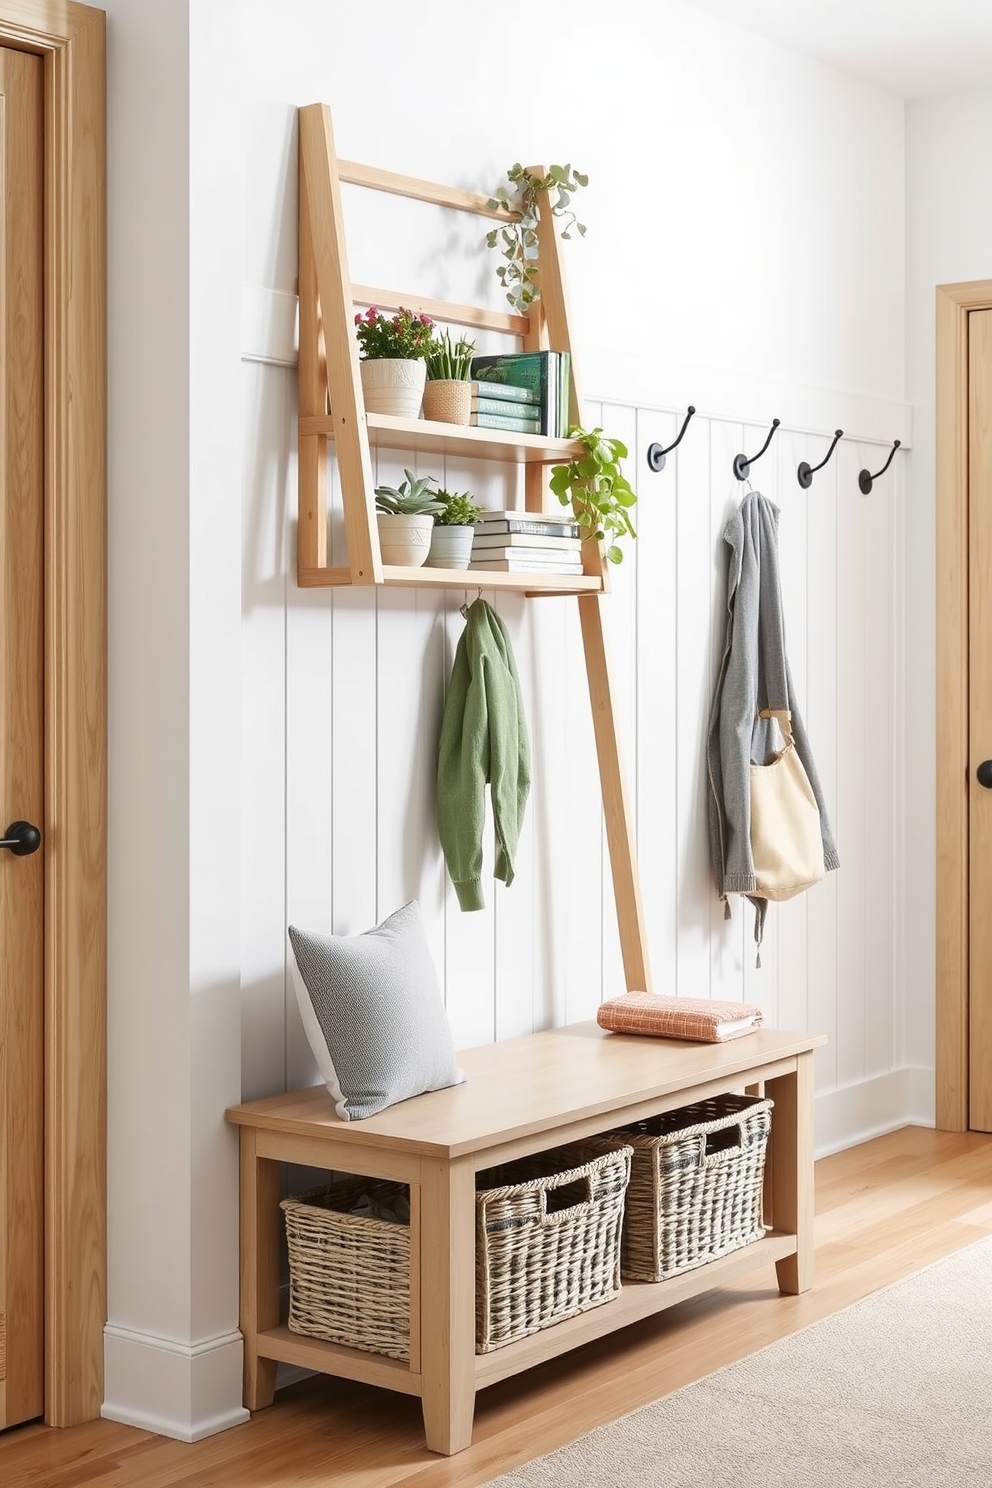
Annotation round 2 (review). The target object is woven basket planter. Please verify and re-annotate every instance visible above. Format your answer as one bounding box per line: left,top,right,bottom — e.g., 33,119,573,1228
281,1177,411,1360
422,378,471,424
590,1093,773,1283
475,1142,632,1354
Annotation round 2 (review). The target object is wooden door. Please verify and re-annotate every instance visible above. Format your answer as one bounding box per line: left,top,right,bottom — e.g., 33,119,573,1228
0,45,45,1428
969,309,992,1131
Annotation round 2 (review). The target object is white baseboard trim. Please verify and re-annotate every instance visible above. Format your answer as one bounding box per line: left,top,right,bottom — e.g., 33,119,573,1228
102,1323,250,1442
239,285,914,449
814,1066,935,1159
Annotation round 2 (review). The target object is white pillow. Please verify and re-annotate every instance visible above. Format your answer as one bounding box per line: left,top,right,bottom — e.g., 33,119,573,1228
287,900,465,1121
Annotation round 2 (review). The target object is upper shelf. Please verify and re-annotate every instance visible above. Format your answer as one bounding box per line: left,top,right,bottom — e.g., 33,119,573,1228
300,412,585,467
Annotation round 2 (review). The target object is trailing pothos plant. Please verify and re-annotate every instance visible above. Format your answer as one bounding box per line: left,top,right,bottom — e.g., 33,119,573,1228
484,163,588,314
549,428,636,565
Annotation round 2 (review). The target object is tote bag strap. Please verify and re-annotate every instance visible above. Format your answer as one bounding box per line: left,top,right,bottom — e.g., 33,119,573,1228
758,707,795,747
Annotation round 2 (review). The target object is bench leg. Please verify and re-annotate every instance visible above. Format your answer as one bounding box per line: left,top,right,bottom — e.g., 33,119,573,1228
240,1128,280,1410
419,1157,477,1454
766,1051,815,1295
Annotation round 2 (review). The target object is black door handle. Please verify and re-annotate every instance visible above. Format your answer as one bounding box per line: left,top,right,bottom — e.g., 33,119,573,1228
978,762,992,790
0,820,41,855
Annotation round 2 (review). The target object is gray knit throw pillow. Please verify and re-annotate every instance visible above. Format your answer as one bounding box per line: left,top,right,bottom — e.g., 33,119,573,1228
287,901,465,1121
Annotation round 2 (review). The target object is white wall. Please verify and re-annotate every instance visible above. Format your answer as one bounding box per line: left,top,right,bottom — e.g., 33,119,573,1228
104,0,922,1444
904,86,992,1072
103,0,248,1443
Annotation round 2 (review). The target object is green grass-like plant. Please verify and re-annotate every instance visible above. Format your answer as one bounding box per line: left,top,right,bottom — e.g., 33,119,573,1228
425,329,477,381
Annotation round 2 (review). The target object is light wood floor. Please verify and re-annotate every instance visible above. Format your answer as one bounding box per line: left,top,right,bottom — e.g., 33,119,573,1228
2,1125,990,1487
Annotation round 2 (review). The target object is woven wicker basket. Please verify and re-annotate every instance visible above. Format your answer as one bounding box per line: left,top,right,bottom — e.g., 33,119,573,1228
475,1142,632,1354
591,1094,773,1283
281,1177,411,1361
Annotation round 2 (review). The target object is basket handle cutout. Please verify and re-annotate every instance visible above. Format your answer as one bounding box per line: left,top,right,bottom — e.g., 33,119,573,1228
540,1174,593,1224
704,1123,744,1159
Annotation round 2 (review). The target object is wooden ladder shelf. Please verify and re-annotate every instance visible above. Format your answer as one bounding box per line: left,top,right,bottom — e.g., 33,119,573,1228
297,102,652,993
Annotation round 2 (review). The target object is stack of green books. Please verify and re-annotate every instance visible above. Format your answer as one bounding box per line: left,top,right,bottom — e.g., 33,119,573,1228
468,352,572,436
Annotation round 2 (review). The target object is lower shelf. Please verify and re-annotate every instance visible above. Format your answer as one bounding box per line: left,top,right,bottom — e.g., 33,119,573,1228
297,562,606,594
257,1230,797,1401
474,1230,796,1387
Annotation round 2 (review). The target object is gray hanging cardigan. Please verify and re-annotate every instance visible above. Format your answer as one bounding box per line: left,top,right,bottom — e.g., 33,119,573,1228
706,491,839,947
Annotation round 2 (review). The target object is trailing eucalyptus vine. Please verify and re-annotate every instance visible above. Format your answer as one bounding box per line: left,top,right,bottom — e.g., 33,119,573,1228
485,163,588,314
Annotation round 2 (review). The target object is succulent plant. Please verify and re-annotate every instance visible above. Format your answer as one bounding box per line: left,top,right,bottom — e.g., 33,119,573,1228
374,470,447,516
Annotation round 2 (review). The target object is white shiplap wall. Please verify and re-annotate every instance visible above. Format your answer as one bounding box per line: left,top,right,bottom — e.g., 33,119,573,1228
240,356,913,1152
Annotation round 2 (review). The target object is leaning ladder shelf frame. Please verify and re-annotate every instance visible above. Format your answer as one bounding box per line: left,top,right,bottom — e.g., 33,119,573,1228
297,102,651,995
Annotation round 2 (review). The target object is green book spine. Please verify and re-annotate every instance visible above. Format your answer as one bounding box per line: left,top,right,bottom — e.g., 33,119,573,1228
470,379,539,405
470,396,543,418
469,411,544,433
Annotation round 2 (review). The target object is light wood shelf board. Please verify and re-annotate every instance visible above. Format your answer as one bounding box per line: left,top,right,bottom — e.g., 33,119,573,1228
474,1233,798,1389
297,564,603,594
301,412,584,465
257,1325,422,1397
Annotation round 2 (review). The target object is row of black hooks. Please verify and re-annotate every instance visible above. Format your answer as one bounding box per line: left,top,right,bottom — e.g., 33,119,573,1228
645,409,902,494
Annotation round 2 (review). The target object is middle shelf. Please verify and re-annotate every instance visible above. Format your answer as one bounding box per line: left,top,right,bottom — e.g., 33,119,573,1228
301,411,586,466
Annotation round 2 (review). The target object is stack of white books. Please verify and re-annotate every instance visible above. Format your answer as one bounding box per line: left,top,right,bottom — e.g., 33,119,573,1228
469,510,584,573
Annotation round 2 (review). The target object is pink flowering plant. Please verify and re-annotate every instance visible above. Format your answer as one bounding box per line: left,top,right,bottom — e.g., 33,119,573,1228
354,305,436,360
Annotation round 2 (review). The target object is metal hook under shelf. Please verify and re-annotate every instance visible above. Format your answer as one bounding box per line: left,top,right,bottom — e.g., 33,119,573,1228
733,419,781,482
646,406,696,473
798,429,844,489
858,440,901,495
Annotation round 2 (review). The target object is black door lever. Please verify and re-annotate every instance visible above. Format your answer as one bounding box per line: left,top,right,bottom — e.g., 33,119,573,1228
0,820,41,855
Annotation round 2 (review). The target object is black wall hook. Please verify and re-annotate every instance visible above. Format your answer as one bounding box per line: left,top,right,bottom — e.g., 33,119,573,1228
798,429,843,489
646,406,696,472
858,440,901,495
733,419,780,482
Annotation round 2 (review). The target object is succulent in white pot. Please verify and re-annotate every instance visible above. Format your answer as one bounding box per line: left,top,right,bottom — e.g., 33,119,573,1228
373,470,446,567
427,489,484,569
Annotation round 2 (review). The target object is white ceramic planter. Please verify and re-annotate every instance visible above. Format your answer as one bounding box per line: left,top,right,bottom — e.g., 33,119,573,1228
376,511,435,567
360,358,427,418
427,524,475,570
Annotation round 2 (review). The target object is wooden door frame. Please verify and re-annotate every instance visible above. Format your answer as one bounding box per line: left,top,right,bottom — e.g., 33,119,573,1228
935,280,992,1132
0,2,106,1425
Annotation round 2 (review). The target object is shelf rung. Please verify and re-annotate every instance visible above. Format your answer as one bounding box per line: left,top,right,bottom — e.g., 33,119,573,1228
338,158,516,222
351,284,528,338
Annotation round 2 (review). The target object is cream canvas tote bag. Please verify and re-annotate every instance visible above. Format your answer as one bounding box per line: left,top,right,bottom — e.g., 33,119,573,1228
749,709,825,901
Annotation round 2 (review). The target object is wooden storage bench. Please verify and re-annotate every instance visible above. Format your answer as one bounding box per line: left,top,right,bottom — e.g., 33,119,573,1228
226,1021,824,1456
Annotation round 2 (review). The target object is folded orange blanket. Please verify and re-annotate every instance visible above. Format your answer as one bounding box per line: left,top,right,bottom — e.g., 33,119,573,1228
597,992,764,1043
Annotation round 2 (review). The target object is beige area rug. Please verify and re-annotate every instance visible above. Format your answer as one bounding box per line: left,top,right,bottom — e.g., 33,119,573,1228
487,1237,992,1487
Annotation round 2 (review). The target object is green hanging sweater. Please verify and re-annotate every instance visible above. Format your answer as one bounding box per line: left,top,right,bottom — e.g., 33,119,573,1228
437,599,531,911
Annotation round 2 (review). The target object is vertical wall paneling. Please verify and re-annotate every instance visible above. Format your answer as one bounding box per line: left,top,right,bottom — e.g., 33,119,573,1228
673,406,717,997
492,594,537,1043
635,408,678,992
242,364,290,1100
595,401,638,998
805,433,841,1091
241,385,907,1140
709,420,749,995
864,454,899,1077
834,439,870,1088
774,428,811,1035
